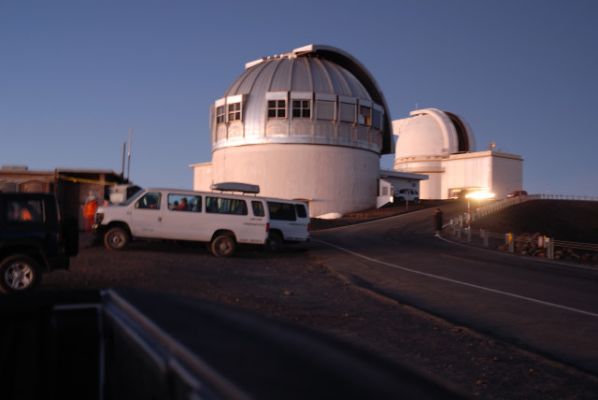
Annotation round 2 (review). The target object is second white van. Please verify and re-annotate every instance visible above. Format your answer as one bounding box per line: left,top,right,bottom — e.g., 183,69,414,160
265,199,310,249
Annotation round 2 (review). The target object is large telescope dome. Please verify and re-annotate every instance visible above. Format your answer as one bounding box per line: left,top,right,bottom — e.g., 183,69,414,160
197,45,393,216
211,44,393,155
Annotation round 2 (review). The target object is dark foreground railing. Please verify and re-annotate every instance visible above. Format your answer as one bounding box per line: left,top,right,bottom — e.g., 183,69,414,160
0,289,465,400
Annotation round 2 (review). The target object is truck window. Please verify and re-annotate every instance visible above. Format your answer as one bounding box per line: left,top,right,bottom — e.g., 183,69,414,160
206,197,248,215
6,200,44,223
252,201,265,217
268,202,296,221
136,192,161,210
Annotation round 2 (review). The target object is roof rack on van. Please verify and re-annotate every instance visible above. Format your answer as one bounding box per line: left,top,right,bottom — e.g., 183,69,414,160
210,182,260,195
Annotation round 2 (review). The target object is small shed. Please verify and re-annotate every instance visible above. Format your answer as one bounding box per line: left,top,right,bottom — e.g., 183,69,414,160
0,166,128,229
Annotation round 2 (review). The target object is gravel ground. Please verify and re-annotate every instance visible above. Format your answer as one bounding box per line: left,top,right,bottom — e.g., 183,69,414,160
39,234,598,399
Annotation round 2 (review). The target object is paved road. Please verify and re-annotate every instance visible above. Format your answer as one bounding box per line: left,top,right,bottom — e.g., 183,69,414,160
312,204,598,374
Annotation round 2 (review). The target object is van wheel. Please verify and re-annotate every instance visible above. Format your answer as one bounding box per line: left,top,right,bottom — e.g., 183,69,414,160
0,255,41,293
104,227,129,251
210,234,236,257
267,232,283,252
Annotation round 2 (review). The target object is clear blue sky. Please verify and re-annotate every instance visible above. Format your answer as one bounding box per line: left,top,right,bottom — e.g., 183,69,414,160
1,0,597,195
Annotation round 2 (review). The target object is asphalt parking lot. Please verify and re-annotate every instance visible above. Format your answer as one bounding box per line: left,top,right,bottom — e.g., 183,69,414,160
40,234,598,399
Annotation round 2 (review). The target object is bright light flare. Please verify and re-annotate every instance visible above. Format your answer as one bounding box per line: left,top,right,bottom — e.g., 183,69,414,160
465,190,496,200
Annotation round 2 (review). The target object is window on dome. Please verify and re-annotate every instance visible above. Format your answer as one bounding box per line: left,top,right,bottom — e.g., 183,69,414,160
216,105,225,123
227,102,242,121
316,100,335,121
339,102,355,123
292,100,311,118
372,108,382,130
358,105,371,126
268,100,287,119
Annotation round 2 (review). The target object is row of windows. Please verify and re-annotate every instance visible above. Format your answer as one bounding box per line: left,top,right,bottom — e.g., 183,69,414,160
215,98,383,129
268,202,308,221
216,103,242,123
135,192,266,217
135,193,307,220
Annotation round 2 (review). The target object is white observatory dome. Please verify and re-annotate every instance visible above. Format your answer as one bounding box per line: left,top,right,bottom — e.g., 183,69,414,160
211,44,392,154
393,108,475,160
204,44,393,216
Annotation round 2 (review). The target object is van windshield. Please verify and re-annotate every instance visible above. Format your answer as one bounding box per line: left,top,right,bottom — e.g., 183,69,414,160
120,190,144,206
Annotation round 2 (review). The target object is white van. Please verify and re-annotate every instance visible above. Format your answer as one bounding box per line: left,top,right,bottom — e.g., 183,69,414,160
93,188,269,257
395,188,419,203
265,199,310,249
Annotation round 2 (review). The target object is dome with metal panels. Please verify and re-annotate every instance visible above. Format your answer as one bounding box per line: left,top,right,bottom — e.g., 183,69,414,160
211,45,393,155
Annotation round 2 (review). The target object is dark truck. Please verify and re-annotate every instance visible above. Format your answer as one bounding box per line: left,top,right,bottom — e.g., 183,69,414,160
0,192,78,293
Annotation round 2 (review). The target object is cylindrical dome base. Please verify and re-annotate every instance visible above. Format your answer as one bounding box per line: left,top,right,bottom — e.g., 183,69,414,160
206,144,379,217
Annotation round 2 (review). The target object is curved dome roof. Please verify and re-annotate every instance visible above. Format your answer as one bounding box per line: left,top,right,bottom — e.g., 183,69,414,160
212,45,393,154
393,108,475,159
225,56,371,100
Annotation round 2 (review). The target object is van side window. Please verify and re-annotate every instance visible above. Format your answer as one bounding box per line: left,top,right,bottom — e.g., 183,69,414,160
268,202,296,221
251,201,265,217
295,204,307,219
206,197,248,215
167,194,202,212
136,192,161,210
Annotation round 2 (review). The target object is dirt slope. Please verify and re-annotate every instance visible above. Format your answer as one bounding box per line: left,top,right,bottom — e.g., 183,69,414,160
472,200,598,243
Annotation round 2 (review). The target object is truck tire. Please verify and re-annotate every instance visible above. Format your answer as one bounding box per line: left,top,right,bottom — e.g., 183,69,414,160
210,234,236,257
104,226,129,251
0,254,41,293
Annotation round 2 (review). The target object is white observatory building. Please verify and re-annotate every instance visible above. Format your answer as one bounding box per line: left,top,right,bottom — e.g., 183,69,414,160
192,45,394,216
393,108,524,199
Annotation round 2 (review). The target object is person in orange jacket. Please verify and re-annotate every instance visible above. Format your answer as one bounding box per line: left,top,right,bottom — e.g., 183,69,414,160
83,191,98,231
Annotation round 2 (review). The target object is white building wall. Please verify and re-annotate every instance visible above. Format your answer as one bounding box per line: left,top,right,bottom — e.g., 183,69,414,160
419,172,443,199
443,155,493,196
203,144,379,217
412,151,523,199
191,162,213,192
490,154,523,198
377,179,394,208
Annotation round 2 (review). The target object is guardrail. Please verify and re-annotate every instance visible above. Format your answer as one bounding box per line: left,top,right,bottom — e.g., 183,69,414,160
535,194,598,201
448,194,598,265
447,222,598,265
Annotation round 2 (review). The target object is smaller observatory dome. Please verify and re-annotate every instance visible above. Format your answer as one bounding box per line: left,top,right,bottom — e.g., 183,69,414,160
393,108,475,160
211,44,393,155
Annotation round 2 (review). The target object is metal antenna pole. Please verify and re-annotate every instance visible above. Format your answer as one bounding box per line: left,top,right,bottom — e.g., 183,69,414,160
127,128,133,181
121,141,127,178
